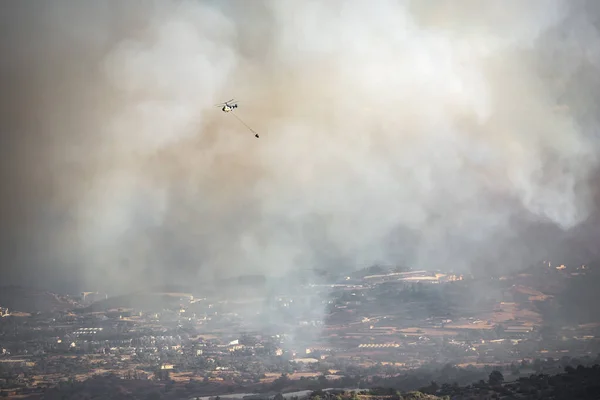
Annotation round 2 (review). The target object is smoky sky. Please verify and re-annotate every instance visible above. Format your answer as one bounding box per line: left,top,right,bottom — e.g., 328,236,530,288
1,0,600,294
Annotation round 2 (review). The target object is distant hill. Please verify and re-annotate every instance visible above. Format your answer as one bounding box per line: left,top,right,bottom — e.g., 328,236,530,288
77,292,189,313
147,283,194,294
77,274,271,313
147,275,266,294
218,274,267,287
0,285,78,313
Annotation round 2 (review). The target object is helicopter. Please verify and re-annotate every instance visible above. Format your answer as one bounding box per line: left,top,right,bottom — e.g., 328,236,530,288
214,98,259,138
215,99,239,113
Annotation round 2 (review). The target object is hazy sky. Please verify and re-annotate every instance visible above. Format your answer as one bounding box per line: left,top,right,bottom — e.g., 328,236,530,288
1,0,600,294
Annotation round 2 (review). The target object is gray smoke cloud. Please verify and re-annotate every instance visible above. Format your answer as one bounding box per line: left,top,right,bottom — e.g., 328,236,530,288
1,0,600,295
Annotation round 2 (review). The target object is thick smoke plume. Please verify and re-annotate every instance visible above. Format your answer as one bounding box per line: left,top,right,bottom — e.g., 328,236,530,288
1,0,600,294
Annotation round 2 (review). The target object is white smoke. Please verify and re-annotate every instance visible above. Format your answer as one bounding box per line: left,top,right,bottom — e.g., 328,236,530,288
2,0,600,294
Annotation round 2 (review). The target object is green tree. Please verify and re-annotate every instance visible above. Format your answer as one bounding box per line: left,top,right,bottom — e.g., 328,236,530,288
565,365,575,374
488,370,504,386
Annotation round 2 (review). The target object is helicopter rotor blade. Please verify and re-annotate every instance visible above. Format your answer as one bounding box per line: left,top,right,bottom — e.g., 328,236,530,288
214,99,238,105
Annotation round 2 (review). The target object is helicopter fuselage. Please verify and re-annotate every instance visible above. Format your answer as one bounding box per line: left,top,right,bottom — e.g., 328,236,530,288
221,103,237,112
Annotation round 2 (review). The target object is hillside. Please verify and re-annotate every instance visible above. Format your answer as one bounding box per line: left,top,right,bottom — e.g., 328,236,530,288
22,364,600,399
0,285,77,313
78,274,270,313
77,292,187,313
